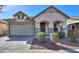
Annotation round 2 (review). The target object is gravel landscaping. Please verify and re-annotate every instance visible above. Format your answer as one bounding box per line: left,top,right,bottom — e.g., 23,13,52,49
30,38,66,50
30,38,79,50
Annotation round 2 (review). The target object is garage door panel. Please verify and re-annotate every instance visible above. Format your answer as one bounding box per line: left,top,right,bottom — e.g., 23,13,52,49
10,24,34,36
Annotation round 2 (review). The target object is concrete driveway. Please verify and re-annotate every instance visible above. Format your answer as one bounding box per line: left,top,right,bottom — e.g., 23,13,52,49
0,36,34,53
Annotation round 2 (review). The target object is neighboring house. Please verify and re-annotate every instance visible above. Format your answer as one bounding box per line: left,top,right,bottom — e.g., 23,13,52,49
67,16,79,36
2,6,79,37
0,21,8,31
0,21,8,35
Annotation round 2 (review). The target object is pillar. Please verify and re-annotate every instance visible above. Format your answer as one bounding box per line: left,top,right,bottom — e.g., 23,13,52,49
49,22,54,34
62,22,68,37
45,22,49,35
35,22,40,35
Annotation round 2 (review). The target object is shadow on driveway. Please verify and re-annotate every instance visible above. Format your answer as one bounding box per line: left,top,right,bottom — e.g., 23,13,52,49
6,36,34,44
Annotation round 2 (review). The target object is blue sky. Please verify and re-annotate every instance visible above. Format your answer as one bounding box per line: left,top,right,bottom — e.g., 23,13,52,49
0,5,79,19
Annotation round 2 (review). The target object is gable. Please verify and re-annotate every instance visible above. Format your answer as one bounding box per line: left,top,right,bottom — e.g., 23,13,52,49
34,6,70,19
13,11,28,16
13,11,29,20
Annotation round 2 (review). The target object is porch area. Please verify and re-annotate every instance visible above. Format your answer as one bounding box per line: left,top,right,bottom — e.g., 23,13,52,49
35,20,67,37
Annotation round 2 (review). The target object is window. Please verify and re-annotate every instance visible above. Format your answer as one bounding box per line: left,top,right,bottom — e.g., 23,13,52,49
22,15,24,19
18,15,20,19
72,25,76,30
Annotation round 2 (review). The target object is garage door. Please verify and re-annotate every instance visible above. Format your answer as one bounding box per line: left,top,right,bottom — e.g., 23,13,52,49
10,23,34,36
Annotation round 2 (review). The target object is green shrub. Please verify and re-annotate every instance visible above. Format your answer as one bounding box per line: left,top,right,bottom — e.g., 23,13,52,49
37,32,45,43
58,32,65,38
68,30,78,42
50,32,59,43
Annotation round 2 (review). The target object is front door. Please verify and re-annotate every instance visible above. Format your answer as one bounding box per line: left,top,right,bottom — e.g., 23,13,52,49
40,22,45,32
54,23,58,32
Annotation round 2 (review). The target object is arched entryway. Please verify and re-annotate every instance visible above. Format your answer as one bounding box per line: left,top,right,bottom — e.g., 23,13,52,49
40,21,49,35
53,21,63,32
40,22,45,32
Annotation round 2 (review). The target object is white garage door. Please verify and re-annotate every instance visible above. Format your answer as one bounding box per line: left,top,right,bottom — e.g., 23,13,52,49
10,24,34,36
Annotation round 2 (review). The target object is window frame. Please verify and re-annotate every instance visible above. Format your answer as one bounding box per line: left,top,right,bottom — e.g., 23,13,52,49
71,25,76,30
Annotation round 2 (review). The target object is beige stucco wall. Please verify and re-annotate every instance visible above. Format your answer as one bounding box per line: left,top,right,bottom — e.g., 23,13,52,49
35,12,68,27
34,12,68,37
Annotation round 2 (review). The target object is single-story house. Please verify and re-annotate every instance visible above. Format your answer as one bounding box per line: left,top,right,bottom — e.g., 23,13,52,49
3,6,79,37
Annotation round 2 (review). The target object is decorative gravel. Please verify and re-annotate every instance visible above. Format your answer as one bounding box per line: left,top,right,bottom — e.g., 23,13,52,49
30,38,79,50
